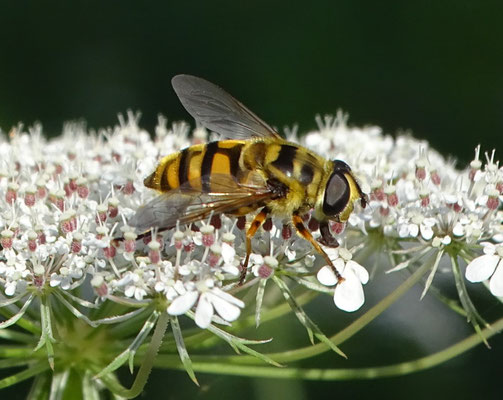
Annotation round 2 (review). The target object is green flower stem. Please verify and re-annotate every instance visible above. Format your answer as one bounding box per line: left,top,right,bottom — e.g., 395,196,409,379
99,310,170,399
0,346,35,358
0,361,49,389
0,358,34,368
0,299,40,335
15,317,42,336
0,328,37,343
427,285,467,317
26,371,51,400
152,314,503,380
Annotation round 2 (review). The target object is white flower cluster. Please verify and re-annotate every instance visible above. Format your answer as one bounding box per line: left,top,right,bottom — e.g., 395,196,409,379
305,113,503,298
0,111,501,331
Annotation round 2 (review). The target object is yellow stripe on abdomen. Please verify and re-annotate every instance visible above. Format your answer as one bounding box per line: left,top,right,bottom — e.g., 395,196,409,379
211,153,231,175
188,150,204,190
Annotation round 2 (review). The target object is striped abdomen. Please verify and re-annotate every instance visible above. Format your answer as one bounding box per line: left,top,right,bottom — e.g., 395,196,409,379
144,140,245,191
145,139,326,213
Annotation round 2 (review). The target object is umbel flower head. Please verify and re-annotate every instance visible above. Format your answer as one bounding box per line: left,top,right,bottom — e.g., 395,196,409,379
0,111,501,396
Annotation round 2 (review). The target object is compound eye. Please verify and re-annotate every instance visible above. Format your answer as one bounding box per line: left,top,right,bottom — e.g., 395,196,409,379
323,173,350,216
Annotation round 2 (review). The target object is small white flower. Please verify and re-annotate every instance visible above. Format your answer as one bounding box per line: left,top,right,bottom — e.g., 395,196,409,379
317,258,369,312
167,280,245,328
466,243,503,297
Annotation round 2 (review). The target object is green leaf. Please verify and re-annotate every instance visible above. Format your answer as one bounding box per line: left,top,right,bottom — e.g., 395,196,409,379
99,312,170,399
255,279,267,328
0,294,34,329
94,350,131,380
95,311,160,379
33,298,56,370
187,312,281,367
127,311,159,373
54,292,96,327
82,370,101,400
0,292,30,307
450,254,490,346
421,249,444,299
170,316,199,385
293,276,333,294
273,276,346,358
60,290,99,309
92,307,148,325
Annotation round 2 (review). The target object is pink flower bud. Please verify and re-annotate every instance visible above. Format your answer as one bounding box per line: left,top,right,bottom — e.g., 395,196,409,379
282,224,292,240
210,214,222,229
263,218,273,231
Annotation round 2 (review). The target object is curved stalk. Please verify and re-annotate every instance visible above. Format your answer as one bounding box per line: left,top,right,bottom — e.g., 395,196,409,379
152,315,503,380
99,311,170,399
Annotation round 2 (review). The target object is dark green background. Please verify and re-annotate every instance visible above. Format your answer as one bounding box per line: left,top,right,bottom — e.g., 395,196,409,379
1,1,503,399
2,1,503,164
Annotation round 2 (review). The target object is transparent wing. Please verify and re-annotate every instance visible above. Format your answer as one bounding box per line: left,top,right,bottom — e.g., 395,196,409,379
172,74,283,140
128,174,273,232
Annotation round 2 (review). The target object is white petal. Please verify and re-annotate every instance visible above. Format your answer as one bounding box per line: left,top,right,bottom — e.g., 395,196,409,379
346,260,369,285
452,223,465,237
167,290,199,316
195,293,214,328
398,224,409,238
222,263,240,276
465,255,499,282
124,285,136,298
5,282,16,296
249,254,264,266
134,288,146,301
441,236,452,245
333,270,365,312
409,224,419,237
49,274,61,287
317,266,337,286
482,242,496,255
489,261,503,297
221,243,236,264
211,287,245,308
208,293,241,322
421,225,434,241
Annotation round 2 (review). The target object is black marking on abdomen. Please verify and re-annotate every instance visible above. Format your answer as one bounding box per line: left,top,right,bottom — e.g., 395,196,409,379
226,143,244,177
160,163,170,191
178,148,190,185
201,142,219,191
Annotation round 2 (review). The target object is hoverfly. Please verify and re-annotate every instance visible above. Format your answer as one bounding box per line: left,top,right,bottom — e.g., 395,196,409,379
129,75,367,283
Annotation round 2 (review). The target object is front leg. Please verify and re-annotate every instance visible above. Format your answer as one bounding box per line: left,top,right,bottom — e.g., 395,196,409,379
318,221,340,248
292,213,343,283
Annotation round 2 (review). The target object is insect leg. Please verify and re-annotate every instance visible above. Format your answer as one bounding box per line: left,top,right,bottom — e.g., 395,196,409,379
318,221,340,248
239,207,270,284
292,213,344,283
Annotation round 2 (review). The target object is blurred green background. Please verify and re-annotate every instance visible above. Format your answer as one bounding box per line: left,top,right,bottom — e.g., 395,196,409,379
2,1,503,163
1,1,503,399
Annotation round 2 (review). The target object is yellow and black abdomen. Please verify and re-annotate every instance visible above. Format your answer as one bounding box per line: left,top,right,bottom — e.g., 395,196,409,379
144,140,246,192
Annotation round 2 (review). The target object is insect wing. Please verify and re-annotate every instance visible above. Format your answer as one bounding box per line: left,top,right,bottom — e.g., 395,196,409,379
172,74,282,140
129,174,272,232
